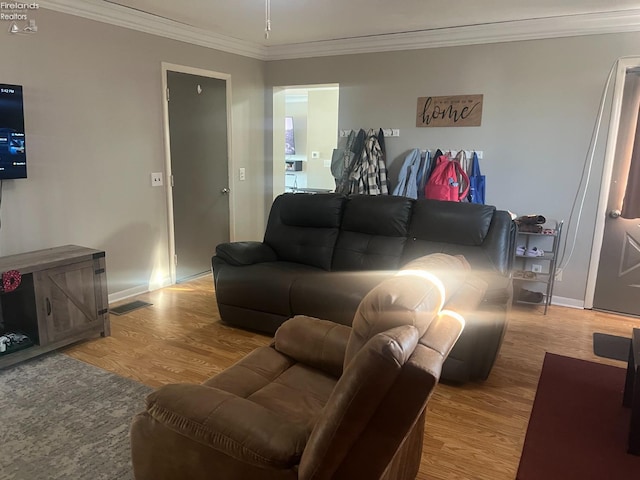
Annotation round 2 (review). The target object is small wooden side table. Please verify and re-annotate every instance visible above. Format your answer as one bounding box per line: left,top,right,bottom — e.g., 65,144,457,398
623,327,640,455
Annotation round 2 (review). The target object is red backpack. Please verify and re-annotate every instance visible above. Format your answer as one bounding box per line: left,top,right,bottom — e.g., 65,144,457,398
425,154,470,202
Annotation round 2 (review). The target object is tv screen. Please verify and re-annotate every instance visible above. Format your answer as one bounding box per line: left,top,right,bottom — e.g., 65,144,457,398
0,84,27,179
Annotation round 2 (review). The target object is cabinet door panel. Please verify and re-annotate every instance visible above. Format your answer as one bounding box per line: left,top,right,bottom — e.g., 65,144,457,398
37,260,100,343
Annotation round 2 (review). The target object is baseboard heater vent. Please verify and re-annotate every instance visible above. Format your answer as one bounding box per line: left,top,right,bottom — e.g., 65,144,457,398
109,300,152,316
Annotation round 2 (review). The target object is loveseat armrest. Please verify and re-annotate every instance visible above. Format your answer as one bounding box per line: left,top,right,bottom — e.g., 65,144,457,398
215,241,277,266
274,315,351,378
144,383,307,469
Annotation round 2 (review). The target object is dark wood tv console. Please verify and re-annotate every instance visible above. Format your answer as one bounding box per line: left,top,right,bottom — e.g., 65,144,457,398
0,245,109,368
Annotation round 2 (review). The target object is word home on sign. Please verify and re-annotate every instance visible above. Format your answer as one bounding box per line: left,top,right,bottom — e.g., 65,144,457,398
416,94,483,128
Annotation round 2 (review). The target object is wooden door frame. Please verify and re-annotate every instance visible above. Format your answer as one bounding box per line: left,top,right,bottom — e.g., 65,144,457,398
585,58,640,308
161,62,235,285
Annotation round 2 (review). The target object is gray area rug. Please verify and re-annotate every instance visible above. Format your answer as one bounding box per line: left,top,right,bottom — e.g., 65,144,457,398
0,354,152,480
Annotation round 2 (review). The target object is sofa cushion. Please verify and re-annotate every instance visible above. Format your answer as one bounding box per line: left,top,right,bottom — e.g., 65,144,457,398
290,271,393,325
407,199,495,246
214,261,320,317
215,241,277,266
264,193,346,271
332,195,412,271
402,200,515,273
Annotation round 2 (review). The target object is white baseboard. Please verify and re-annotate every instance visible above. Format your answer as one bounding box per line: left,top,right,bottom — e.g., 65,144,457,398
550,296,585,309
108,277,173,304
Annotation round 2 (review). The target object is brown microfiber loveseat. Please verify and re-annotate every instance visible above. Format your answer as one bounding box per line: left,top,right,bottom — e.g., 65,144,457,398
211,193,516,383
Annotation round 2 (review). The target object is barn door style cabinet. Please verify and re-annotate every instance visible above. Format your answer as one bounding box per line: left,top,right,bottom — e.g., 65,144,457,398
0,245,109,368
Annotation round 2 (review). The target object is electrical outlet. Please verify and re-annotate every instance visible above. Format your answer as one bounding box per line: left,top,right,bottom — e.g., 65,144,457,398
151,172,163,187
311,151,320,159
239,167,246,181
532,264,542,273
556,270,563,281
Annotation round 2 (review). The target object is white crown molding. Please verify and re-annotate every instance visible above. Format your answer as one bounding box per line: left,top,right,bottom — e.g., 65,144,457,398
40,2,640,61
267,9,640,60
40,0,268,60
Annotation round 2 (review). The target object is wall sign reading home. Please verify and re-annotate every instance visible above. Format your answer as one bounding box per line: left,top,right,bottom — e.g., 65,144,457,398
416,94,483,127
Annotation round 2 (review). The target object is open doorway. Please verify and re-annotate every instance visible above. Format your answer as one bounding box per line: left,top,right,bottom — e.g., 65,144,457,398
272,84,339,199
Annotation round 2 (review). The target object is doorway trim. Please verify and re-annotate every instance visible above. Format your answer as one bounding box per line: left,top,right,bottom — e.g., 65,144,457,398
585,58,640,308
161,62,235,285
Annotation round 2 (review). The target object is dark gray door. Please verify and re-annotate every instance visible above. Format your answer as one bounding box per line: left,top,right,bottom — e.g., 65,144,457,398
167,71,229,282
594,70,640,316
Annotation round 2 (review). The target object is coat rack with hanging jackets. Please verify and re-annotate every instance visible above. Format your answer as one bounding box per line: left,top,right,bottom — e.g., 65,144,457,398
331,128,390,195
392,148,485,204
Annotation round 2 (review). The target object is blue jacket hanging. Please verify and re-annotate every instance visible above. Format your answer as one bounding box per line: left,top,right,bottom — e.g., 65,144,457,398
392,148,421,199
468,152,486,204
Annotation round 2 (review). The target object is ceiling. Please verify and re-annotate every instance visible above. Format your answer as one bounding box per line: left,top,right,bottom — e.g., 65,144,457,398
43,1,640,59
107,0,640,45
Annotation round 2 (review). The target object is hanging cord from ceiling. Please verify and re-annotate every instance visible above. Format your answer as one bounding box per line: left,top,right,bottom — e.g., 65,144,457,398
555,55,640,275
265,0,271,39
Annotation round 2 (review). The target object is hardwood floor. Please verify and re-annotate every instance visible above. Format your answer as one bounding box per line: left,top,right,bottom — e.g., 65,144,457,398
64,275,640,480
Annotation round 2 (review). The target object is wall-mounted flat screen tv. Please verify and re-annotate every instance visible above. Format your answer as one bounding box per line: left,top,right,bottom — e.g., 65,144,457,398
0,84,27,179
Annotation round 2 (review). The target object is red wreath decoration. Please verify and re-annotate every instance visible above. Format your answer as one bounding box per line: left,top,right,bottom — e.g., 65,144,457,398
2,270,21,293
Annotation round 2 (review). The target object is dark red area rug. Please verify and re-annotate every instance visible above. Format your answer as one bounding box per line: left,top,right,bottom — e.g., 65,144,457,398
517,353,640,480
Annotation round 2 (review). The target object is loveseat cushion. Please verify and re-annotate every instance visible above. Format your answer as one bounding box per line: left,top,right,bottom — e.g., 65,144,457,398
299,325,419,479
332,195,412,271
204,346,336,427
144,383,309,469
264,193,346,270
274,316,351,378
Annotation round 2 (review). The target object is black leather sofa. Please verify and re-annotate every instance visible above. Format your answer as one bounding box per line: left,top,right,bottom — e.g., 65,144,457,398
212,193,516,382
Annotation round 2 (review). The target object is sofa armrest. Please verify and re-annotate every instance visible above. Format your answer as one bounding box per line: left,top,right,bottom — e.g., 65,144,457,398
145,384,307,469
274,315,351,377
481,211,517,275
215,241,277,266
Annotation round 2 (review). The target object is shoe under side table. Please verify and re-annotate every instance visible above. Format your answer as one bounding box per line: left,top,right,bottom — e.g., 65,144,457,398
623,327,640,455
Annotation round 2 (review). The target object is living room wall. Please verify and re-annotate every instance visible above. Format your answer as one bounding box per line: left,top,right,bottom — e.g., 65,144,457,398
1,9,266,299
265,32,640,305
